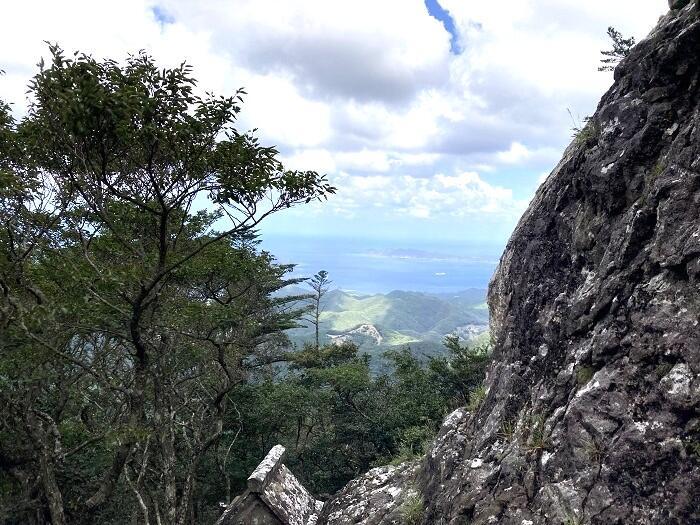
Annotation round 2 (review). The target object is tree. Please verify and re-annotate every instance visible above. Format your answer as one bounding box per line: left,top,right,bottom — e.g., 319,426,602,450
429,336,491,408
0,45,333,524
202,335,492,498
599,26,636,72
304,270,332,348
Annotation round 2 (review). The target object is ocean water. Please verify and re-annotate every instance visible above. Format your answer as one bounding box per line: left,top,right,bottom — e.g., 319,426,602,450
260,235,504,294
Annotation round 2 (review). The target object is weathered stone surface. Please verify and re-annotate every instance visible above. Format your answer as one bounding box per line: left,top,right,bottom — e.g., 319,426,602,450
261,464,324,525
319,462,421,525
668,0,699,11
217,445,323,525
248,444,286,493
419,6,700,524
315,5,700,525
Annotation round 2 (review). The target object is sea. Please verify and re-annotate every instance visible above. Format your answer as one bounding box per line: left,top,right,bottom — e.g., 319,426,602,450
260,234,504,294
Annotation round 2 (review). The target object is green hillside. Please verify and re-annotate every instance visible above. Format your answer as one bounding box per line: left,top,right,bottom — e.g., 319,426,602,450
288,288,489,361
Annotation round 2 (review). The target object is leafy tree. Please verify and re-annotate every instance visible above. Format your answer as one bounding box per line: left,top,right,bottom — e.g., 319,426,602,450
0,45,333,525
0,46,493,521
429,335,491,408
599,26,636,72
222,339,490,497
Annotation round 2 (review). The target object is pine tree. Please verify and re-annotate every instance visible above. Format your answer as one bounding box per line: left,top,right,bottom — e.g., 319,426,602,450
599,26,636,72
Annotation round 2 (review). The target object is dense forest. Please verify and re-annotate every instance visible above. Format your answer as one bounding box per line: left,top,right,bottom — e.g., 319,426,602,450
0,49,489,524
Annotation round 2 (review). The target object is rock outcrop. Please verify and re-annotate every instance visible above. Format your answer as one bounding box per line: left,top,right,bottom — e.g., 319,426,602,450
320,5,700,524
217,445,323,525
320,462,421,525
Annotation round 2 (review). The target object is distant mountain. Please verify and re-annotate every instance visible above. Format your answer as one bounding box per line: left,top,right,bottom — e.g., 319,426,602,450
286,288,489,362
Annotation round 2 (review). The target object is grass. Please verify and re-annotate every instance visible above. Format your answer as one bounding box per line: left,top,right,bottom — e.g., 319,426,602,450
563,513,583,525
568,109,597,146
686,440,700,459
389,443,426,466
572,117,598,146
467,384,487,412
582,436,603,463
387,426,434,466
639,160,667,206
526,415,550,452
650,160,665,179
563,516,583,525
497,419,516,441
401,493,425,525
576,366,594,386
656,362,674,379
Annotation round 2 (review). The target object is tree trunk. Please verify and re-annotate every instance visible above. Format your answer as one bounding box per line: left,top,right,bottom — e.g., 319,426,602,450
38,450,66,525
176,469,194,525
160,418,178,525
26,412,66,525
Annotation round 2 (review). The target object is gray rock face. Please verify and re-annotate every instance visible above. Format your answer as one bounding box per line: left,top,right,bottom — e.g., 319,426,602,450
668,0,699,11
217,445,323,525
319,6,700,525
320,462,421,525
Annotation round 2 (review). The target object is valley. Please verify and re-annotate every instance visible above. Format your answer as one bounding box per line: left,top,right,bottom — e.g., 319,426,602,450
287,288,490,363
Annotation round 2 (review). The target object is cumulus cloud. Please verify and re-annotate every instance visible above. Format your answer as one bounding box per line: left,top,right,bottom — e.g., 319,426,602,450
325,171,526,220
0,0,667,241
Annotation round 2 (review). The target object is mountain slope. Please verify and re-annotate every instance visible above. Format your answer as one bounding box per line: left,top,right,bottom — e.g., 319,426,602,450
287,288,489,358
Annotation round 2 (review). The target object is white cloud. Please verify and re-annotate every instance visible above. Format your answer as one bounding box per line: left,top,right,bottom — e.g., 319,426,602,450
158,0,452,104
283,148,441,174
497,142,531,164
324,171,526,220
0,0,668,241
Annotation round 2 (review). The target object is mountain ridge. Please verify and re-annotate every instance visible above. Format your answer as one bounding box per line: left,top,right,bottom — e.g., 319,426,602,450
286,287,489,359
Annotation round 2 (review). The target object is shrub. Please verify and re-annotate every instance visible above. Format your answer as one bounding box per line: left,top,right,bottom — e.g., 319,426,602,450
576,366,594,386
467,384,487,412
527,415,550,452
401,493,425,525
498,419,516,442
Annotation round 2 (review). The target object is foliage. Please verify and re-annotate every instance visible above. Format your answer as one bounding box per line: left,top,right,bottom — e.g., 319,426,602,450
401,493,425,525
526,415,550,452
429,335,491,408
582,436,603,463
467,385,487,412
218,339,489,497
304,270,332,348
576,366,595,386
287,289,489,367
0,46,332,525
388,425,435,465
563,514,584,525
0,45,490,523
498,419,516,442
685,440,700,459
599,26,636,72
567,109,598,145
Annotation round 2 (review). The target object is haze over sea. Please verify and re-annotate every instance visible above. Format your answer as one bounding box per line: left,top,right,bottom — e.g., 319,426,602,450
261,235,504,294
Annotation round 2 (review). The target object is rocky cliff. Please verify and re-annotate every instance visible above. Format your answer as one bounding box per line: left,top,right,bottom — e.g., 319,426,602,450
320,5,700,524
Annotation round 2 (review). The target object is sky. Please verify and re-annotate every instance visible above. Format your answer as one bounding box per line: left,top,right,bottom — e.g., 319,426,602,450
0,0,668,247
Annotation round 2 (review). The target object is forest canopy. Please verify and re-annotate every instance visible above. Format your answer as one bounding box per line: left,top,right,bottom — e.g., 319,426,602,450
0,48,488,525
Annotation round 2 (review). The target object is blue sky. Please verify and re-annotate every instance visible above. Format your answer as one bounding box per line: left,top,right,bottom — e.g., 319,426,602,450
424,0,462,54
0,0,667,250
